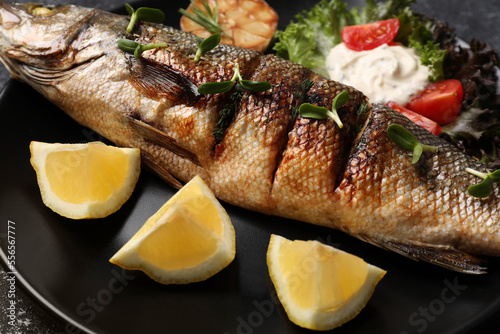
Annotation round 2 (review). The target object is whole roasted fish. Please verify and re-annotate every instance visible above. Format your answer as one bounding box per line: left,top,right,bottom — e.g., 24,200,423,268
0,2,499,274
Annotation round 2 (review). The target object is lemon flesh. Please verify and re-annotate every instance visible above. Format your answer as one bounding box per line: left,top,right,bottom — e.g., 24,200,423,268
29,141,141,219
267,234,386,331
110,175,236,284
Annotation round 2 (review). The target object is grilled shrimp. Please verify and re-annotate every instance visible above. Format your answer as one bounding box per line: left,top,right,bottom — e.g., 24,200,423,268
180,0,278,52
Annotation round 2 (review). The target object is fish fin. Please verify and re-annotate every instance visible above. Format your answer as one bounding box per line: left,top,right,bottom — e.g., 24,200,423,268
18,62,93,85
122,114,201,166
358,234,488,274
129,57,201,106
141,153,183,189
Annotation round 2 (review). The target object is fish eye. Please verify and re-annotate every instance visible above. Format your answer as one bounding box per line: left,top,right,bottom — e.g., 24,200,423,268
27,4,55,16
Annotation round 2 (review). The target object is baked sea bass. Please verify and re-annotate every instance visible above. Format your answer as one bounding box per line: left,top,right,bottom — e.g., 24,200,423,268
1,2,499,274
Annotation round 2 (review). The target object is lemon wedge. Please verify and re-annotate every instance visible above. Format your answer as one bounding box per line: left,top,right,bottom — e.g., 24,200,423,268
110,175,235,284
267,234,386,331
29,141,141,219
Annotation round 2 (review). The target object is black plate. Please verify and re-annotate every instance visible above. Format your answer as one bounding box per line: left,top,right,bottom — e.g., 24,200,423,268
1,0,500,333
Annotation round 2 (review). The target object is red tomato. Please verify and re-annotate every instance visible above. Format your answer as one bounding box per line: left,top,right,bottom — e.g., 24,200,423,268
341,18,400,51
405,79,463,125
386,101,442,135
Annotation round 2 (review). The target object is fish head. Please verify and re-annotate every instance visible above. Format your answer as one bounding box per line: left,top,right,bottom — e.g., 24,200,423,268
0,2,96,75
0,2,124,81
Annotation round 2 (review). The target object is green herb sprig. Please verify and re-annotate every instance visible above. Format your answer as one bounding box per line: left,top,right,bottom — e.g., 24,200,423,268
179,0,227,36
118,39,168,59
194,34,221,62
356,102,370,119
466,168,500,198
352,102,370,134
213,85,245,143
291,78,314,119
298,90,349,128
387,124,438,164
125,4,165,33
198,63,271,95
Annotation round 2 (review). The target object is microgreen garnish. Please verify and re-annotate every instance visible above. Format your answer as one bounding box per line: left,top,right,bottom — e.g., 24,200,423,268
298,90,348,128
118,39,168,59
125,4,165,33
387,124,438,164
198,63,271,95
194,34,221,62
291,78,314,119
466,168,500,198
179,0,227,37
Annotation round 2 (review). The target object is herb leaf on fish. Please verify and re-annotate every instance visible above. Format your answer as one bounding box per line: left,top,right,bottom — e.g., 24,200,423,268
298,90,348,128
125,4,165,33
352,102,370,133
356,102,369,119
466,168,500,198
213,85,245,143
198,63,271,94
387,124,438,164
117,39,139,54
198,80,234,94
194,34,221,62
179,0,226,36
291,78,314,119
118,39,168,59
239,80,271,92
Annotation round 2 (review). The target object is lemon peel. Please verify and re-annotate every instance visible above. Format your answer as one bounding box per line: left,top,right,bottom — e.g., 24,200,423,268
267,234,386,330
29,141,140,219
110,175,235,284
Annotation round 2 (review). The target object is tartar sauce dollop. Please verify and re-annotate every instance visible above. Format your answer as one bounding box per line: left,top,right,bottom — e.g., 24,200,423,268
326,43,432,105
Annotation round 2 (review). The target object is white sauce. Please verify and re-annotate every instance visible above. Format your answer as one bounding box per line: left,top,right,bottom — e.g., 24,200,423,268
326,43,432,105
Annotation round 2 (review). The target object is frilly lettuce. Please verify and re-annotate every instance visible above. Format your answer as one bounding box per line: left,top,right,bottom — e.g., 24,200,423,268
273,0,351,77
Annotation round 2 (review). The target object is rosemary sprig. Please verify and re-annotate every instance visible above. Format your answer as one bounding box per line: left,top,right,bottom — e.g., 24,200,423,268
291,78,314,119
118,39,168,59
352,102,370,134
466,168,500,198
213,84,245,143
179,0,227,37
356,102,370,119
125,4,165,33
298,90,349,128
198,63,271,95
194,34,221,62
387,124,438,164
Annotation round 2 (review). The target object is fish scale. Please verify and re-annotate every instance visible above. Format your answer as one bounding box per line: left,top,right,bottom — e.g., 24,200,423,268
334,105,500,267
141,25,261,86
210,54,311,212
0,2,499,273
272,74,368,224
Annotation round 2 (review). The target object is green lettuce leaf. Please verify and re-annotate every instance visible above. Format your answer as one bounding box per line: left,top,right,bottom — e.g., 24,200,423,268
353,0,414,25
274,0,352,77
409,39,446,81
273,23,320,74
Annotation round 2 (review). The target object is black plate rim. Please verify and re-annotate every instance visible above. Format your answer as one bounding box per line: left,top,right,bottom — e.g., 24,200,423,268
0,234,96,334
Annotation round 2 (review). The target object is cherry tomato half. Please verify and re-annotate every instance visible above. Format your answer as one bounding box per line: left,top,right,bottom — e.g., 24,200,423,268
405,79,463,125
386,101,442,135
341,18,400,51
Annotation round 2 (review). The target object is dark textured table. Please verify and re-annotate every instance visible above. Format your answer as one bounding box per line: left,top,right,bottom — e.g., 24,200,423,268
1,0,500,333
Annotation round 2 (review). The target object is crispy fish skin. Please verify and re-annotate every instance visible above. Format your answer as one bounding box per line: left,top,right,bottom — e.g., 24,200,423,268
271,72,367,224
334,104,500,271
0,3,497,273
